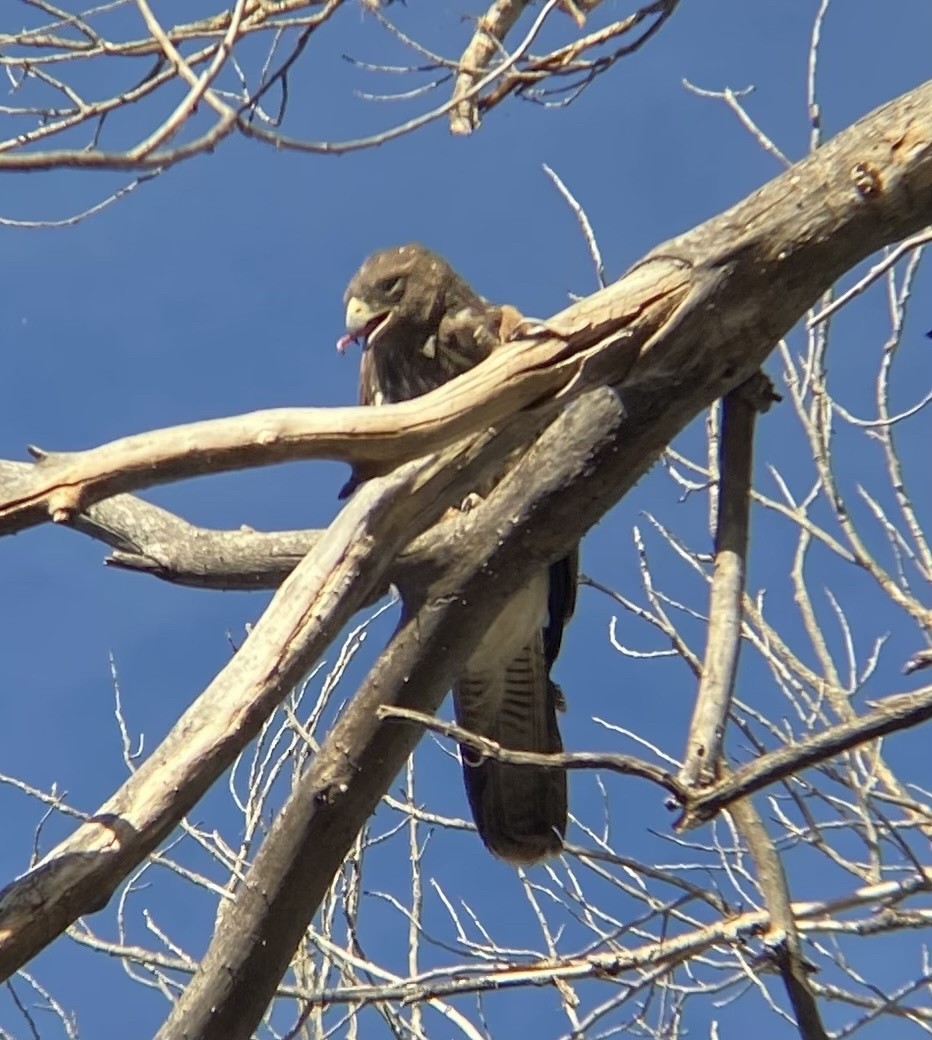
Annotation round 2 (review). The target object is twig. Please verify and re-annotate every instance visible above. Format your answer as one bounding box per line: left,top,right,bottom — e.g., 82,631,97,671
378,706,685,797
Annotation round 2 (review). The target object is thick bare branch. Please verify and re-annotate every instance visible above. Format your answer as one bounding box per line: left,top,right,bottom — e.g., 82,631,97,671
0,460,319,590
449,0,534,135
3,80,932,545
0,444,495,980
727,800,828,1040
679,377,772,788
0,257,681,536
1,78,930,1030
155,387,632,1040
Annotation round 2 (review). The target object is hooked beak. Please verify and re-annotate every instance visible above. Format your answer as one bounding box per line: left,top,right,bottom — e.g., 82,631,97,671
337,296,392,354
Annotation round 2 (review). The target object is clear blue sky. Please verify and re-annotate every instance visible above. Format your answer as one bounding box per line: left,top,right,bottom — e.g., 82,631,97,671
1,1,930,1036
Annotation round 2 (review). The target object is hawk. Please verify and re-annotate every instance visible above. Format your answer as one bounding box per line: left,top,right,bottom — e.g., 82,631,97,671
339,243,576,863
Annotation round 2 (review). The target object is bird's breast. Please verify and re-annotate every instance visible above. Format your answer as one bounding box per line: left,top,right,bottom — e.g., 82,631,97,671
372,343,444,402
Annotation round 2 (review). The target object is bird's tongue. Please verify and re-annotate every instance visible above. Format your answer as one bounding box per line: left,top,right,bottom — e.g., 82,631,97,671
336,312,387,354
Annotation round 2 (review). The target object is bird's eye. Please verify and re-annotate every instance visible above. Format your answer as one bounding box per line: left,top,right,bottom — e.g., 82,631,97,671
379,276,404,298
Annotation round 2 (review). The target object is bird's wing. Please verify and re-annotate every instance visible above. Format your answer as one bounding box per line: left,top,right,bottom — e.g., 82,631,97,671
453,571,568,863
545,546,579,671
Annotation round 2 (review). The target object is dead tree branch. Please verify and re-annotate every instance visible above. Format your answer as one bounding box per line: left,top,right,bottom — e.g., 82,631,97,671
2,80,931,540
0,79,929,1034
0,0,681,196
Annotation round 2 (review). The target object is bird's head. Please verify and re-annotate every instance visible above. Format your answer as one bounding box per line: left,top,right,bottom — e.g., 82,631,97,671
337,243,461,355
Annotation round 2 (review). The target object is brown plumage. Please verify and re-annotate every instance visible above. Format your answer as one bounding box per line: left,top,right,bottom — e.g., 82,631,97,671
339,242,507,402
340,243,576,863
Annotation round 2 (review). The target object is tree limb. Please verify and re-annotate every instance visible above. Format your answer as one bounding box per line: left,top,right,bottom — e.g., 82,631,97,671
154,387,631,1040
377,705,684,795
0,256,683,536
679,377,772,788
673,369,826,1037
0,439,504,979
679,685,932,828
0,77,930,1031
3,81,930,543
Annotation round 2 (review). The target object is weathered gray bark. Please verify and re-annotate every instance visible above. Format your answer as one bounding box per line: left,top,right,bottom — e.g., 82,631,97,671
0,78,929,1039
